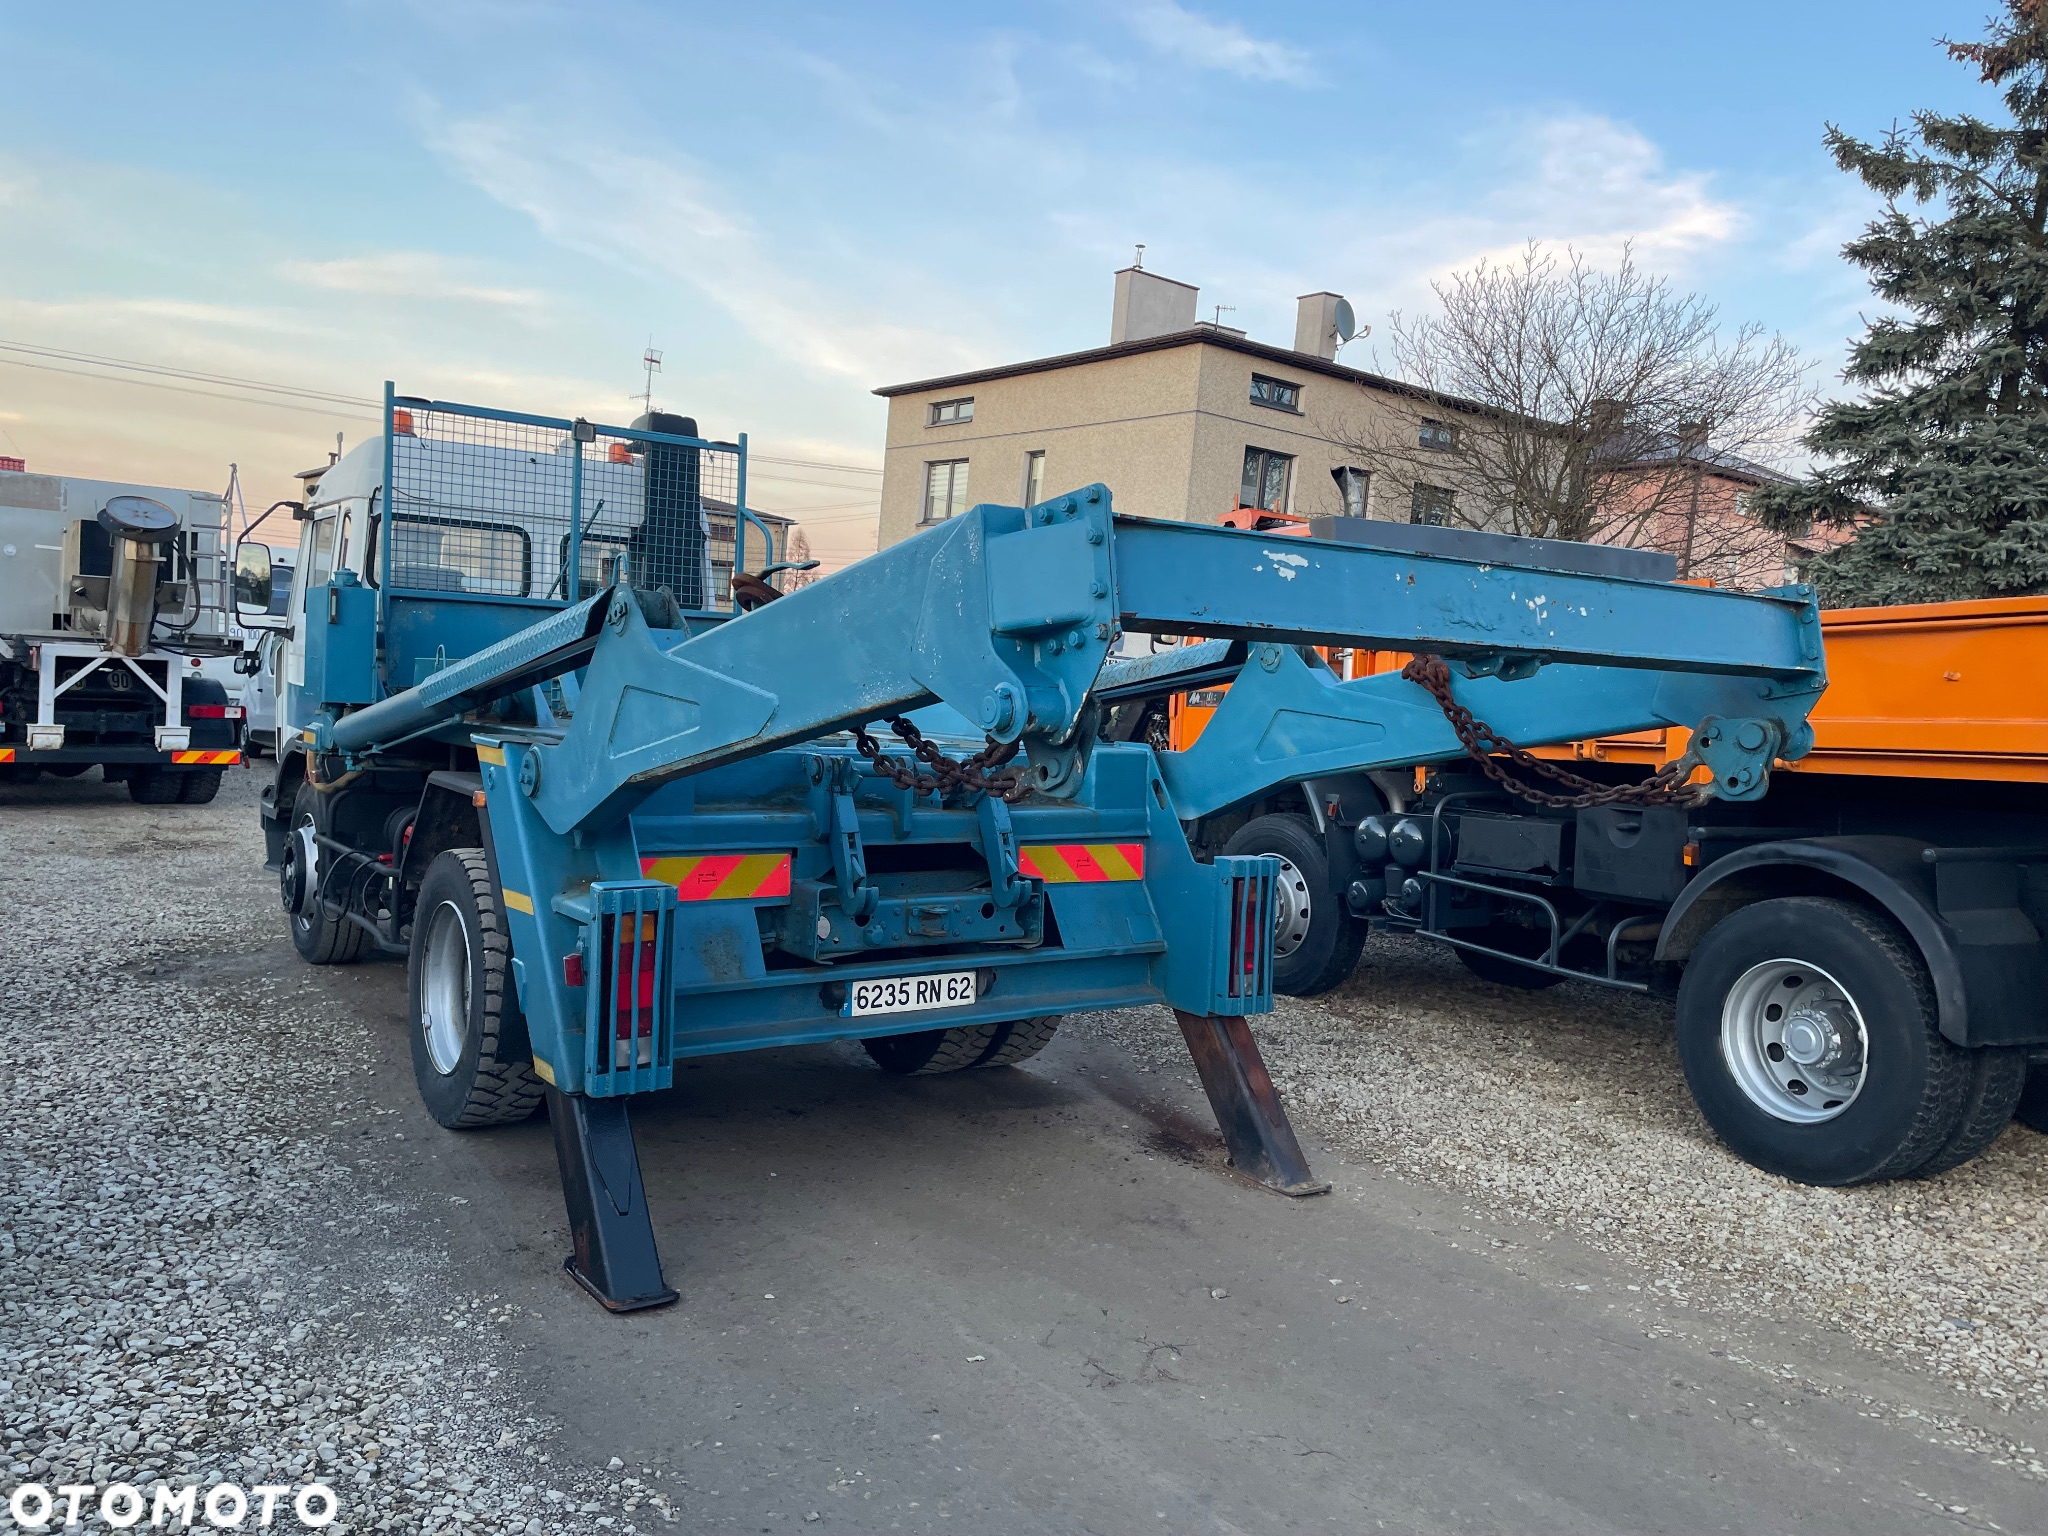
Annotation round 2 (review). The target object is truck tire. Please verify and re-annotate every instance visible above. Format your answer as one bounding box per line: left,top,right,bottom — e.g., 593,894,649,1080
1454,928,1568,990
2017,1065,2048,1135
178,769,224,804
129,769,183,805
1676,897,1971,1185
286,783,368,964
1910,1046,2030,1177
1220,814,1365,996
408,848,545,1128
862,1016,1062,1074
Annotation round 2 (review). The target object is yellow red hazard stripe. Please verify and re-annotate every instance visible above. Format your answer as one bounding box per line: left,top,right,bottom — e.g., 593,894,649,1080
172,750,241,765
640,853,793,901
1018,843,1145,882
0,749,12,763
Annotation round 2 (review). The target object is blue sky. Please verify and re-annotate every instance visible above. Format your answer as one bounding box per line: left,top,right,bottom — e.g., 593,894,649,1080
0,1,2000,565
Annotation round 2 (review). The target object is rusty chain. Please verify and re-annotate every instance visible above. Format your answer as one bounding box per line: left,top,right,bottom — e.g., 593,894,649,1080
853,716,1035,803
729,569,1033,803
1400,653,1709,809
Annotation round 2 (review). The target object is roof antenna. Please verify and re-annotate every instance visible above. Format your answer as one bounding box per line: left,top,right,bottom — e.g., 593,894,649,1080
1211,303,1235,326
1133,243,1145,270
640,341,663,418
330,431,343,466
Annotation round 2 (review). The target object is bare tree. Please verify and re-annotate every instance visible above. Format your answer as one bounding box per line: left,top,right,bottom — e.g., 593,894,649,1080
778,524,820,591
1336,244,1814,583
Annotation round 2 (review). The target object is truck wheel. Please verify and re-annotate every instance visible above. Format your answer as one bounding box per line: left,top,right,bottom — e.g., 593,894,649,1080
178,769,224,804
1455,928,1568,990
1221,814,1365,996
285,783,368,964
1676,897,1971,1185
2016,1066,2048,1134
862,1016,1062,1074
1910,1046,2029,1177
129,769,183,804
408,849,544,1128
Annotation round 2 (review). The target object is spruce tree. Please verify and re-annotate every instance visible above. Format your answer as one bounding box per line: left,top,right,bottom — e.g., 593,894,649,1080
1759,0,2048,604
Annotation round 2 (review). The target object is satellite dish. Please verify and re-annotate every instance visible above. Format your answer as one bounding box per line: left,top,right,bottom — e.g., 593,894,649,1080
98,496,179,543
1333,297,1357,344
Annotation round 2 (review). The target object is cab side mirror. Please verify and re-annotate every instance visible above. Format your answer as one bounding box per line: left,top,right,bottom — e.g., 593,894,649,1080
233,542,284,627
233,650,262,676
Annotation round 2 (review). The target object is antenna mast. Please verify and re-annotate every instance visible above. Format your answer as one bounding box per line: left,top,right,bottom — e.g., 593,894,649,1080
640,342,663,418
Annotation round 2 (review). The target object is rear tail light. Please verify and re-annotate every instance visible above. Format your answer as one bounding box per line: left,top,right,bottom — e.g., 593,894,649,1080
614,912,659,1034
187,705,245,719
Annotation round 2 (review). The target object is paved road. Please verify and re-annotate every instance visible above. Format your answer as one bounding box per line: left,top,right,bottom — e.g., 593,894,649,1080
327,962,2045,1534
8,772,2042,1535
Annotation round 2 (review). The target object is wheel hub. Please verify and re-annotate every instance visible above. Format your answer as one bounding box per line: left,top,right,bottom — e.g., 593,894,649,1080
420,900,472,1077
1270,854,1313,958
1719,958,1869,1124
1781,1006,1845,1068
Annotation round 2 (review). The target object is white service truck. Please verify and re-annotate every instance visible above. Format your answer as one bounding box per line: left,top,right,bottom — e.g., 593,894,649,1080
0,466,244,801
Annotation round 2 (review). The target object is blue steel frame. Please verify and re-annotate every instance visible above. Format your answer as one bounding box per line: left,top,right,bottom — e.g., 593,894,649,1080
424,487,1827,1101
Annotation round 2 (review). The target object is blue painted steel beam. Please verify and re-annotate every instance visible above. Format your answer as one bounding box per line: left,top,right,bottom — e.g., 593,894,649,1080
1108,514,1824,681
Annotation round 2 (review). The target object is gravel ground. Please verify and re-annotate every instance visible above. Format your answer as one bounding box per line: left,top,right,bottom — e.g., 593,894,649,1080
0,773,653,1535
1093,934,2048,1434
6,767,2045,1531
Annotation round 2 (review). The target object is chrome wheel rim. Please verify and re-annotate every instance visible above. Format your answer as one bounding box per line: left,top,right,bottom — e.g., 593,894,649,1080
1271,854,1313,958
421,900,471,1076
1720,957,1867,1124
283,816,319,933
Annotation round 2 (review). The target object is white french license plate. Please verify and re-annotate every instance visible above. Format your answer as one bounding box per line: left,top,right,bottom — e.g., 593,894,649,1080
844,970,977,1018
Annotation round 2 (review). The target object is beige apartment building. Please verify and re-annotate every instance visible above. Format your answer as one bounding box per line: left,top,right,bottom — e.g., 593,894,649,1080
874,267,1486,547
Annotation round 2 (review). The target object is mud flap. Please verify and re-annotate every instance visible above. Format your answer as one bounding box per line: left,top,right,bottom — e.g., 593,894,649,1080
547,1087,679,1311
1174,1010,1330,1196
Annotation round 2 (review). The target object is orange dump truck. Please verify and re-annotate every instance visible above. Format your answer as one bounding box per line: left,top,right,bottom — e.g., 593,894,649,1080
1143,514,2048,1187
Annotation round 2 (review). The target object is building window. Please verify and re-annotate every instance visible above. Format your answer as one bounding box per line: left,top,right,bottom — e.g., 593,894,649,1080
1411,483,1454,526
1249,374,1301,412
1419,417,1456,451
1332,466,1369,518
928,397,975,426
1240,446,1293,513
1734,490,1755,516
923,459,970,523
1021,450,1046,506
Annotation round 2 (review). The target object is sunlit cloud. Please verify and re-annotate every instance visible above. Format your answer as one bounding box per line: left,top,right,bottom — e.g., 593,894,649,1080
1126,2,1319,85
281,253,548,315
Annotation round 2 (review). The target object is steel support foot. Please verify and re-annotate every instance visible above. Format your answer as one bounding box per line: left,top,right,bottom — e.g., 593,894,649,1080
1173,1011,1330,1196
547,1087,679,1312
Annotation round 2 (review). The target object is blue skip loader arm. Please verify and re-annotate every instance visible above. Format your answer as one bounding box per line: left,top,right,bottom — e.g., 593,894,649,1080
312,483,1823,1312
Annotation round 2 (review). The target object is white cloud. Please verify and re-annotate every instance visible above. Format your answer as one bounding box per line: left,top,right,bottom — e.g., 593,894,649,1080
281,252,547,314
429,111,990,384
1126,2,1317,85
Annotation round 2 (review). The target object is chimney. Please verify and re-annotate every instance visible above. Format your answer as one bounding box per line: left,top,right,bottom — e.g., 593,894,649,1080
1294,292,1347,360
1588,399,1626,439
1111,266,1199,345
1676,420,1710,456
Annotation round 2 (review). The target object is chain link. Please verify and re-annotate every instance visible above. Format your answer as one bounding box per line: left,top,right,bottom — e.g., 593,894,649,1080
726,558,1032,802
1400,653,1709,809
853,716,1035,803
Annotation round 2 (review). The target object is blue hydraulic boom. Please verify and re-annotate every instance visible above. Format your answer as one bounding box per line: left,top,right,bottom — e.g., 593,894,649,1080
250,392,1825,1311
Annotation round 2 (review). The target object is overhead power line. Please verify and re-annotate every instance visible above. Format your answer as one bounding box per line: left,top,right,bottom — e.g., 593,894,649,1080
0,339,379,408
0,337,894,479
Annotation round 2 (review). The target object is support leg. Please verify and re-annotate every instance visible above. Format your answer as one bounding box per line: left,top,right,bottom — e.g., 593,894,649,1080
547,1087,679,1312
1174,1011,1330,1197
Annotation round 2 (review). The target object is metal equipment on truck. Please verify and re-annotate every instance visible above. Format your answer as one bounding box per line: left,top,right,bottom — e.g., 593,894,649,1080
1158,515,2048,1187
0,466,244,799
241,388,1824,1311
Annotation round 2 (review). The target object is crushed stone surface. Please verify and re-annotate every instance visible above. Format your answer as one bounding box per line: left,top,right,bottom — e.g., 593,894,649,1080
0,774,655,1534
1090,934,2048,1431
